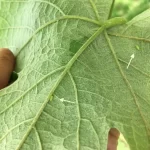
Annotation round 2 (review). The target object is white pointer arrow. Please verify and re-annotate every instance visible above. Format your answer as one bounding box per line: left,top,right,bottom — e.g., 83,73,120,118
127,54,135,69
60,98,75,104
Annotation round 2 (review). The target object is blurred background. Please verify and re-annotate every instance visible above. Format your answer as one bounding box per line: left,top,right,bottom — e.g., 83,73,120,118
112,0,150,150
112,0,150,20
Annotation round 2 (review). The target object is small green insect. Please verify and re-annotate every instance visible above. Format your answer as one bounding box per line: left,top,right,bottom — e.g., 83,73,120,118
49,95,53,101
135,45,140,50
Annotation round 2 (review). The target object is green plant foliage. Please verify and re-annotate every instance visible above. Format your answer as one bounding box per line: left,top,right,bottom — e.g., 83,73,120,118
0,0,150,150
112,0,150,20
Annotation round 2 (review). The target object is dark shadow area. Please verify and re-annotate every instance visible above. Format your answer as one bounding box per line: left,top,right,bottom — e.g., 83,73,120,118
8,71,18,85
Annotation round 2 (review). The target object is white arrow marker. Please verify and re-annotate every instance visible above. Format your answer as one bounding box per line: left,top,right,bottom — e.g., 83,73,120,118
60,98,75,104
127,54,135,69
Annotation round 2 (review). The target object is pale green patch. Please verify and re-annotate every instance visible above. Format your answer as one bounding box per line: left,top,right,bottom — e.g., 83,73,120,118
118,134,130,150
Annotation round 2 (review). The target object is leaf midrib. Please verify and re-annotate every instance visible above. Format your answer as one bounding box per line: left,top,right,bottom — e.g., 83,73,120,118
1,16,127,149
0,1,129,149
0,3,102,148
16,24,106,150
16,16,127,148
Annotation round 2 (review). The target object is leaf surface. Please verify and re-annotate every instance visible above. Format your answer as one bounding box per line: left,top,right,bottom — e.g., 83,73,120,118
0,1,150,150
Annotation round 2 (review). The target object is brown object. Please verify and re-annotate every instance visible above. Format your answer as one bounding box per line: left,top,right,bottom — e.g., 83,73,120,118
0,48,15,89
107,128,120,150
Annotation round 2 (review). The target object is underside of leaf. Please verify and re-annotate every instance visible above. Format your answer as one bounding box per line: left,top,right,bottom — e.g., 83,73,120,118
0,1,150,150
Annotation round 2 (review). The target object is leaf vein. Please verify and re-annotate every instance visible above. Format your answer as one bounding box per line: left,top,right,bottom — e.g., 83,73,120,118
33,127,43,150
0,66,65,115
89,0,101,22
118,58,150,78
0,119,33,142
68,72,80,150
34,0,65,16
0,26,34,32
108,33,150,43
105,31,150,137
16,26,105,150
3,0,65,15
16,15,101,56
81,118,100,149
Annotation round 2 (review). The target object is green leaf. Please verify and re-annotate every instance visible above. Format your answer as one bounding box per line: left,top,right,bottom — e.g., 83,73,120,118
0,1,150,150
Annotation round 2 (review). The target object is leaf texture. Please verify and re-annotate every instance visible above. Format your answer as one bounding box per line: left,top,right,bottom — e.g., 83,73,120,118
0,0,150,150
